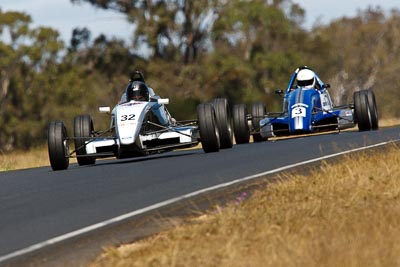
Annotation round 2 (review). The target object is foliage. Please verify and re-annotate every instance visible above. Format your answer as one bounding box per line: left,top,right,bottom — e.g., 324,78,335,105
308,8,400,112
0,3,399,151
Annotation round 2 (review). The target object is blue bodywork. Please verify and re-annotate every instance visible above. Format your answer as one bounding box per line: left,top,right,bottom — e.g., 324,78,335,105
260,67,354,137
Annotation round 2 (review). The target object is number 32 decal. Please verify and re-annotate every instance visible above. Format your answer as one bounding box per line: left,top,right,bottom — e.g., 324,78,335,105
120,114,135,121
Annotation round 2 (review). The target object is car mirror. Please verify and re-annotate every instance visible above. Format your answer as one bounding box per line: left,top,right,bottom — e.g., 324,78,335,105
275,89,284,96
323,83,331,89
99,106,111,113
157,98,169,105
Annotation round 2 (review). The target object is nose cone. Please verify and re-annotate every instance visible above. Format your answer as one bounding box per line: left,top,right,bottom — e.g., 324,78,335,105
115,102,147,145
287,89,316,133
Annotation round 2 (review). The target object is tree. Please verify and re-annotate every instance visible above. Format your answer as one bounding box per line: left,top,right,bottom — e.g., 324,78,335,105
309,7,400,111
210,0,307,108
70,27,91,51
71,0,218,63
0,10,65,150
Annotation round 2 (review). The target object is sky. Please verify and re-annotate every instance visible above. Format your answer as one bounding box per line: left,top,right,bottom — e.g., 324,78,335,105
1,0,399,45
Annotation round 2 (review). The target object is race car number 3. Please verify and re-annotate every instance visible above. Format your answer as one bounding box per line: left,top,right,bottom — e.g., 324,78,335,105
291,107,306,118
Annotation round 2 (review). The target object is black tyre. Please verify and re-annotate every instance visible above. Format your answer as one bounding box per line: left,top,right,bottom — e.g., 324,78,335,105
250,102,267,142
366,90,379,130
74,114,96,165
354,90,372,131
197,103,220,153
212,98,233,149
48,121,69,171
233,104,250,144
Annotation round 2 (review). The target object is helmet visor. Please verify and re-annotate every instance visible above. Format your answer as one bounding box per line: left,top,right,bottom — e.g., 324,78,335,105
297,78,315,87
131,90,147,100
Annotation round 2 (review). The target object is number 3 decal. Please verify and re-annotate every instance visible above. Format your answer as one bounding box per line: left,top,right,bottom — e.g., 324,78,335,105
291,107,306,118
120,114,135,121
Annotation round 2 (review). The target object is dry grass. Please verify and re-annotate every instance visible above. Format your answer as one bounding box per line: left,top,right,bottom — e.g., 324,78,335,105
379,117,400,127
0,146,78,172
90,144,400,267
0,146,50,171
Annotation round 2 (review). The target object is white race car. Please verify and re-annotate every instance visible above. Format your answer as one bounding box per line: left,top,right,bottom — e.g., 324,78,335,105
47,71,233,171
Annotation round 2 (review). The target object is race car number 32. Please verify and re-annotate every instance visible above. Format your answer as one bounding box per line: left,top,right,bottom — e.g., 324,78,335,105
120,114,135,121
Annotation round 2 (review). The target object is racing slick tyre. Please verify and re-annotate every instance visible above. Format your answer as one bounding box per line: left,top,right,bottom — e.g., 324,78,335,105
233,104,250,144
74,114,96,165
366,90,379,130
354,90,374,131
48,121,69,171
197,103,220,153
250,102,267,142
212,98,233,149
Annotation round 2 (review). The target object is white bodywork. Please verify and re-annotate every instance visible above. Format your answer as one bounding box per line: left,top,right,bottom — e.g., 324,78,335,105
86,98,198,156
115,102,148,145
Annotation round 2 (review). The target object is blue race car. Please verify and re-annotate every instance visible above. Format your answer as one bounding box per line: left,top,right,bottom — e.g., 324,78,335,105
232,66,379,143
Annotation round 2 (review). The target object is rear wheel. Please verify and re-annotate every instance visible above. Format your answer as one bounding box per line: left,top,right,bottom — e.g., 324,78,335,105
197,103,220,153
366,90,379,130
74,114,96,165
48,121,69,171
354,90,376,131
233,104,250,144
212,98,233,149
250,102,267,142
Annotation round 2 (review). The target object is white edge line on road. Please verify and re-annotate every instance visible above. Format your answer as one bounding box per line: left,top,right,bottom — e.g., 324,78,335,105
1,139,398,263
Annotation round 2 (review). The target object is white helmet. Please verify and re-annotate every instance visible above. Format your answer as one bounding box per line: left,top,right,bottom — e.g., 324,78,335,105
297,69,316,88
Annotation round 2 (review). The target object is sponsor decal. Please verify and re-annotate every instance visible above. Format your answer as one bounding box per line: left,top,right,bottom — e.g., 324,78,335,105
320,93,332,111
120,102,143,107
118,121,137,127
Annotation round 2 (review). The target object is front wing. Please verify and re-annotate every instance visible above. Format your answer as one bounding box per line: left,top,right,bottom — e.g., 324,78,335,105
260,107,355,138
70,123,199,159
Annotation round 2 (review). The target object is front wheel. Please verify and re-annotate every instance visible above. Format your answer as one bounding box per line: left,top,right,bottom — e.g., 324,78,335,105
233,104,250,144
74,114,96,165
197,103,220,153
48,121,69,171
212,98,233,149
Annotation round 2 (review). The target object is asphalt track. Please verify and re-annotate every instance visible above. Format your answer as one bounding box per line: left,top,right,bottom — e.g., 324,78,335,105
0,127,399,264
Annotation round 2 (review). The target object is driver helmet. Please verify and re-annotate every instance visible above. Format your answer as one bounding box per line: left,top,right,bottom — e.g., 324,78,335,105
296,69,316,88
126,81,149,101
